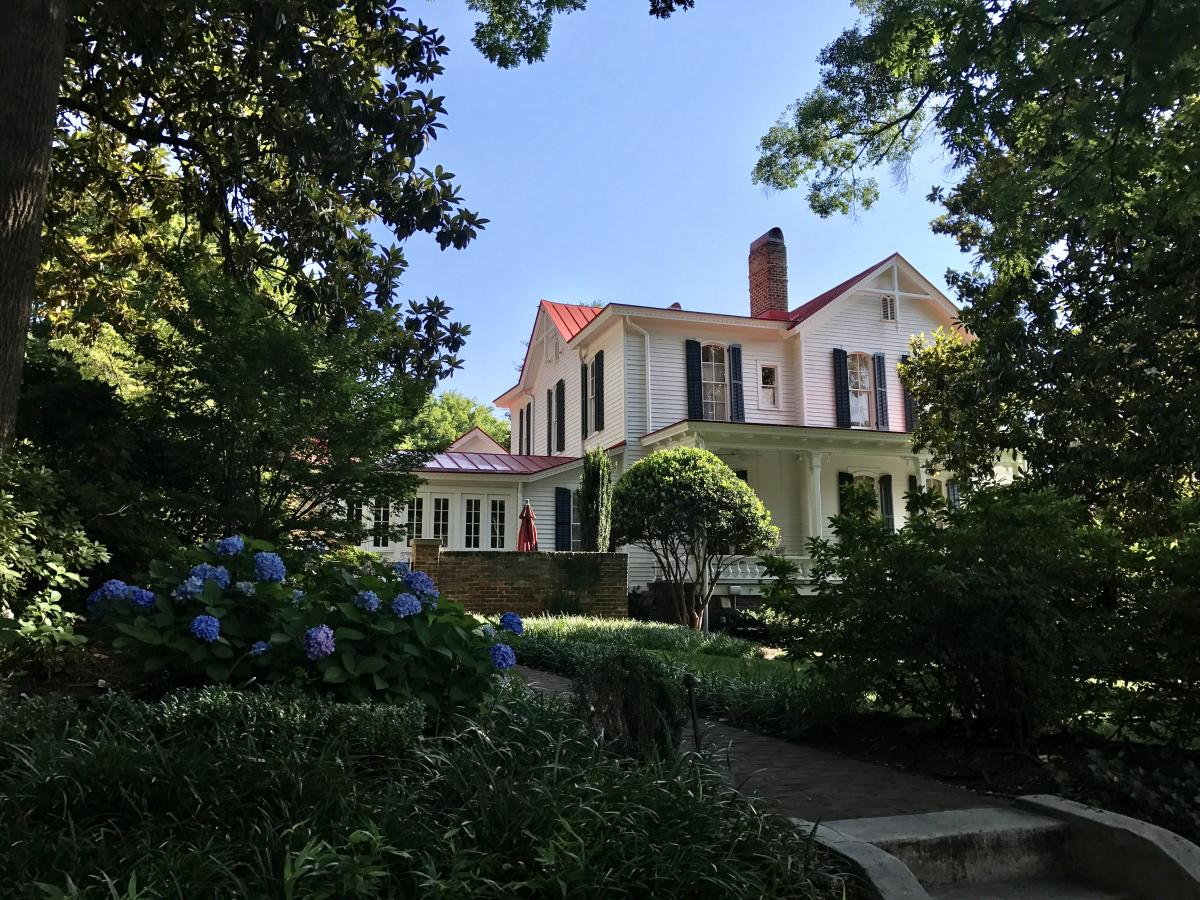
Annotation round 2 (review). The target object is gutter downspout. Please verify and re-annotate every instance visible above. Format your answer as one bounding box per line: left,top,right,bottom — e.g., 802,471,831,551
625,319,652,435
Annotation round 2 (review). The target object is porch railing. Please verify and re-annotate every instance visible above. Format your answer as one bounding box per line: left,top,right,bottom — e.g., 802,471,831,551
651,554,813,587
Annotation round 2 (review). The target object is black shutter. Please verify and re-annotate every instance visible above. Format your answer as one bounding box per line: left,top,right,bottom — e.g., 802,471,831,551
907,473,918,513
879,474,895,531
554,487,572,550
947,479,961,509
555,379,566,452
594,350,605,431
837,471,854,512
833,349,851,428
580,363,589,438
728,344,745,422
685,339,703,419
873,353,889,430
901,353,915,432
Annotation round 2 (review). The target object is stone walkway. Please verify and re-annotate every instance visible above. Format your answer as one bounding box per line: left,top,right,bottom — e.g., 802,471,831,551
513,665,989,822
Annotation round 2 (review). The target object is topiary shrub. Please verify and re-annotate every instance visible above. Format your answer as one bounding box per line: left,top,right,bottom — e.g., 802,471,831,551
612,447,778,629
89,537,516,716
574,649,686,759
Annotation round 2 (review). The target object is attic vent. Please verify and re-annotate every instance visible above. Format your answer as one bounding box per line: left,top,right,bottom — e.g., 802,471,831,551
881,295,897,321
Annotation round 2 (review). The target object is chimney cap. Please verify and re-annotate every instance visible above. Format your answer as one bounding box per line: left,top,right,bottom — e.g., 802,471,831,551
749,227,785,253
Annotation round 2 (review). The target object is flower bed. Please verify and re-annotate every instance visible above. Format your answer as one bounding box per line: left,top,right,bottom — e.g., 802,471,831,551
88,537,519,715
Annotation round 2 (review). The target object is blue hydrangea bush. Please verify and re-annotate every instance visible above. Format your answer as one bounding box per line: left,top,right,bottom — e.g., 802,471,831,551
91,537,514,713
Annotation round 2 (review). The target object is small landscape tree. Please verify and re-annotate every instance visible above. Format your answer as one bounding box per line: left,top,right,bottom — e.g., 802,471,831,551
612,448,777,629
578,446,613,552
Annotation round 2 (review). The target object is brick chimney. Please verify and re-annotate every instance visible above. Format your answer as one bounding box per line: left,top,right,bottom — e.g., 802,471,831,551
748,227,788,318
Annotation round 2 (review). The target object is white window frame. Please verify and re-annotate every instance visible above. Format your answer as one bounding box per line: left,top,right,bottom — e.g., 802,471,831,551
372,497,391,549
847,351,874,429
570,489,583,551
431,495,450,546
489,498,507,550
463,496,482,549
404,496,424,547
588,357,598,429
545,388,554,455
700,343,729,421
759,364,778,409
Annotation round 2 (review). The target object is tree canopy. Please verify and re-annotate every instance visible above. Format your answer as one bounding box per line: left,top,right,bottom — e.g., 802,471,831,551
407,390,510,451
750,0,1200,527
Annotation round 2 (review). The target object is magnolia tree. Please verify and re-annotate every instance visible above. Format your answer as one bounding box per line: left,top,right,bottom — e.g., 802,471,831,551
612,448,777,629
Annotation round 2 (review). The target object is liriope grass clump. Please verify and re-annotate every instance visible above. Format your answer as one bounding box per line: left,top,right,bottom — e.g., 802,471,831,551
0,682,853,899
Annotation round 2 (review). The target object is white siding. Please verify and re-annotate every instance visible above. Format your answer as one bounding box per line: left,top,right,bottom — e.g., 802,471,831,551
638,320,792,430
579,320,625,454
801,292,951,431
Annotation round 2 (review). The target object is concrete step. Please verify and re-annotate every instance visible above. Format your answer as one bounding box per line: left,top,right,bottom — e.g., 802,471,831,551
826,806,1069,886
930,874,1135,900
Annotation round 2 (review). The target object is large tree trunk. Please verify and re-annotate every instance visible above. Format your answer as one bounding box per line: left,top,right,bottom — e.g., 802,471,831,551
0,0,68,447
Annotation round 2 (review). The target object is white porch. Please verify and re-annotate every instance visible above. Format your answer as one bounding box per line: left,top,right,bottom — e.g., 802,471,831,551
637,419,939,594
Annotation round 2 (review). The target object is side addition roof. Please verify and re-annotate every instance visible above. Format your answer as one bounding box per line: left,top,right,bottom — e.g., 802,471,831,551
417,451,578,476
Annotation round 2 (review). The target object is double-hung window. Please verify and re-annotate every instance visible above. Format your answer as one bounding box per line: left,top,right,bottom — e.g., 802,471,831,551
701,344,728,421
760,365,778,408
570,490,583,551
847,352,873,428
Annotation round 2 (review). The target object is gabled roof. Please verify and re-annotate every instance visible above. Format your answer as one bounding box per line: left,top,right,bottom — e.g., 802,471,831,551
788,253,901,325
447,426,509,454
542,300,602,341
418,451,578,476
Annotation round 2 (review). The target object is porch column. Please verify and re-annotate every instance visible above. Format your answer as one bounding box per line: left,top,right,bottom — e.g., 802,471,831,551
806,451,829,539
912,456,929,486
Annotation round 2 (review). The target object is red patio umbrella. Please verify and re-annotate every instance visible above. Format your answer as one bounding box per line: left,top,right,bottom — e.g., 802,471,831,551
517,500,538,552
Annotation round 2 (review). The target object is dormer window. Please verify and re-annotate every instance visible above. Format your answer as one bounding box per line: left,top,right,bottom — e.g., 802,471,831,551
847,352,874,428
701,343,728,421
881,295,897,321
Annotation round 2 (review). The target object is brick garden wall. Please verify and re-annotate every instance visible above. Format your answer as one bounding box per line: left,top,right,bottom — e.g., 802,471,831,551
410,539,627,617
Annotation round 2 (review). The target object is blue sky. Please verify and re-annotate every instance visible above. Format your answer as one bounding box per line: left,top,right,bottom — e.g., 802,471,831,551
388,1,966,408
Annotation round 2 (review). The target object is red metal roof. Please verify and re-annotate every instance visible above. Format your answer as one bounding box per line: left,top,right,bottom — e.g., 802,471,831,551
418,451,579,476
541,300,603,341
788,253,899,325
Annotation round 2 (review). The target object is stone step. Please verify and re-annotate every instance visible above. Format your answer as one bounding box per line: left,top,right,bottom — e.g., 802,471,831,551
825,806,1069,886
930,874,1136,900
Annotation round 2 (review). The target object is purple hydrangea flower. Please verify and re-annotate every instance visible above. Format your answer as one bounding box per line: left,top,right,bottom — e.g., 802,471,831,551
391,593,422,618
489,643,516,670
190,615,220,643
215,535,245,557
172,576,205,600
86,579,128,610
250,640,270,656
355,590,381,613
190,562,231,589
403,570,437,599
499,612,524,636
291,589,306,606
480,624,496,638
235,581,256,597
392,560,410,577
127,587,156,611
304,625,336,660
254,552,286,583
